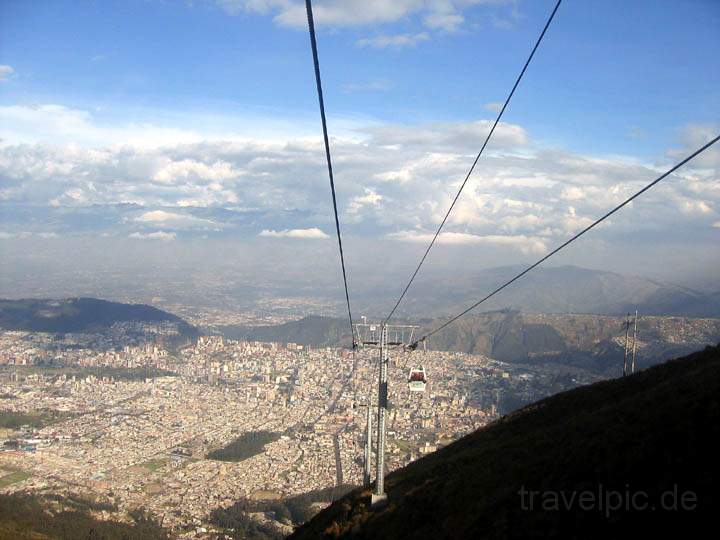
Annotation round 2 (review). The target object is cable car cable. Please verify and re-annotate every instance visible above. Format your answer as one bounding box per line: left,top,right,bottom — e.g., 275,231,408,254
384,0,563,325
305,0,356,347
409,133,720,348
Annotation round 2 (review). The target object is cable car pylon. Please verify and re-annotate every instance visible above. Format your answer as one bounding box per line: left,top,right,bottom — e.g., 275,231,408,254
354,320,419,507
363,403,372,487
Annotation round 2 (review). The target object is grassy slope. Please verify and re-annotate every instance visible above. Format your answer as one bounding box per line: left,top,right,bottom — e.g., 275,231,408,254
0,493,170,540
290,344,720,540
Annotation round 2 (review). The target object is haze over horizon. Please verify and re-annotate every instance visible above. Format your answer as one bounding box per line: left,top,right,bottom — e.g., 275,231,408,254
1,0,719,312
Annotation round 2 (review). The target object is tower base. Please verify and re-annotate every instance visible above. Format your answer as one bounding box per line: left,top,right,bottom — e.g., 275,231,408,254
371,493,388,508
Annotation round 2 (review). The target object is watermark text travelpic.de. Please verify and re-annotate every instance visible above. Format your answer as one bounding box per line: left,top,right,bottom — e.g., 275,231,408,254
519,485,697,518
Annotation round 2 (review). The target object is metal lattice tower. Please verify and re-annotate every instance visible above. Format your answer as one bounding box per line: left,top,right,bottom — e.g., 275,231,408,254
623,313,631,377
373,324,389,506
631,309,639,374
354,321,418,507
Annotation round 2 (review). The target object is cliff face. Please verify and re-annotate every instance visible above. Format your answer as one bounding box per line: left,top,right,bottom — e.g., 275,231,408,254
289,344,720,540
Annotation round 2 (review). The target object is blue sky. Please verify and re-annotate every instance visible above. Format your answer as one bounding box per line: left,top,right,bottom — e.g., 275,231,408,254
2,0,718,155
0,0,719,301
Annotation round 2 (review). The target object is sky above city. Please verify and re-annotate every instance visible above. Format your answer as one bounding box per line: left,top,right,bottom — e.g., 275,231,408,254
0,0,719,303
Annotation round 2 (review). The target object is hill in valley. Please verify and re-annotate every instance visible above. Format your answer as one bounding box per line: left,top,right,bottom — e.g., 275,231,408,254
218,315,348,347
290,344,720,540
0,297,198,340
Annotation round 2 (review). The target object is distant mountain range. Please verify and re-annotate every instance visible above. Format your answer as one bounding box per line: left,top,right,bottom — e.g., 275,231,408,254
0,298,198,340
218,311,720,375
374,265,720,319
290,344,720,540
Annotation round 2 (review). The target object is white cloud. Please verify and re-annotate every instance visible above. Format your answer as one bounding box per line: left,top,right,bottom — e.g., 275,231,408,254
128,231,177,241
423,12,464,32
216,0,511,33
259,228,330,239
0,103,325,149
133,210,219,230
364,119,528,150
678,199,713,215
670,124,720,170
483,102,503,113
0,104,207,148
374,169,413,184
136,210,186,223
498,214,544,233
560,206,594,234
348,188,382,214
152,159,242,183
274,0,428,27
0,231,59,239
560,186,586,201
342,80,395,93
356,33,429,49
0,65,14,82
388,230,548,255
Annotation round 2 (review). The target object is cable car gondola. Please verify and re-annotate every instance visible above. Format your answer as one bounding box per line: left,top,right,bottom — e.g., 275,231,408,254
407,366,427,392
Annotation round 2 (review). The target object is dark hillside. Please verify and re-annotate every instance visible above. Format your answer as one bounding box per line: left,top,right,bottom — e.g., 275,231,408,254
0,297,197,339
289,344,720,539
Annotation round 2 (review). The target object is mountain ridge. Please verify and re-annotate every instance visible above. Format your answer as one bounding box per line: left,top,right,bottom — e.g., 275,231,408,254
217,311,720,375
387,264,720,318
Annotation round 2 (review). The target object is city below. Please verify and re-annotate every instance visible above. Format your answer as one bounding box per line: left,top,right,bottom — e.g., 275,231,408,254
0,309,614,539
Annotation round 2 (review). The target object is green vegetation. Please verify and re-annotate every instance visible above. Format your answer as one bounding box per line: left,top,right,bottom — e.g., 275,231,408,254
0,409,70,430
290,344,720,540
0,470,31,489
207,431,281,462
388,437,414,454
210,484,356,540
208,507,282,540
0,492,170,539
141,458,170,473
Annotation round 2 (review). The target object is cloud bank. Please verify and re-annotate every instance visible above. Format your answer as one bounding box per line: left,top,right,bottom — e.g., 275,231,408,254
0,103,718,266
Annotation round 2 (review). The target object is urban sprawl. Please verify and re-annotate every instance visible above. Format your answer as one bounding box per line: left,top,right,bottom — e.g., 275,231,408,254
0,322,599,537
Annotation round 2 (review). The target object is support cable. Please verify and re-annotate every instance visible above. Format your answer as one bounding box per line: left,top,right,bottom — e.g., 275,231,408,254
410,134,720,348
384,0,563,324
305,0,356,346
